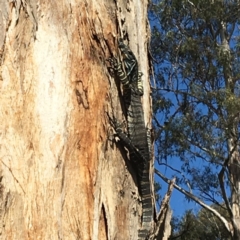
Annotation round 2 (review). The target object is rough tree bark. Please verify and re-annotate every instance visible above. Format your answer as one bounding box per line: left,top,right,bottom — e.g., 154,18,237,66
0,0,153,239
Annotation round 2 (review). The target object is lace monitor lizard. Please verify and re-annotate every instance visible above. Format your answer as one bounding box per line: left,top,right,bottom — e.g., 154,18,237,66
108,39,153,239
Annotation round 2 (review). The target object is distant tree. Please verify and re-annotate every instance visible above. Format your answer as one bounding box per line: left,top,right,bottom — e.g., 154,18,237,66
150,0,240,239
170,205,231,240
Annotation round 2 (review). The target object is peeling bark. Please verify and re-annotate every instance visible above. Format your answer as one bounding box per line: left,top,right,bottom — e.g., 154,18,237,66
0,0,151,239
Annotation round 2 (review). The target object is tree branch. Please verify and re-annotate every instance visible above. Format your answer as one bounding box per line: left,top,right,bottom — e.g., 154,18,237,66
199,190,224,209
219,166,232,213
154,169,232,235
218,137,237,220
159,162,192,192
227,23,235,41
149,177,175,240
154,87,222,118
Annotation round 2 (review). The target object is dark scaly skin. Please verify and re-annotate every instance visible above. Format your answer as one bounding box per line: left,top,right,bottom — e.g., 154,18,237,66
108,39,153,239
113,117,152,239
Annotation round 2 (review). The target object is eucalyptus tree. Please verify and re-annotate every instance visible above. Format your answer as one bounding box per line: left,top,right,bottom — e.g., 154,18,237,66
150,0,240,238
170,207,231,240
0,0,151,239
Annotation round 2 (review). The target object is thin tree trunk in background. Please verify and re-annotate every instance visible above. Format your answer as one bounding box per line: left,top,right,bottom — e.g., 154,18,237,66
220,22,240,239
0,0,151,239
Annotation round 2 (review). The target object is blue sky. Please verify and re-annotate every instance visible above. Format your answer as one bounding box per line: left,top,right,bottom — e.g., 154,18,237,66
155,161,201,217
148,3,237,218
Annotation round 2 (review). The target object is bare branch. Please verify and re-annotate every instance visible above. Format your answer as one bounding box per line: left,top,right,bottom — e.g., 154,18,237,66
218,163,232,217
149,178,175,239
217,142,238,219
155,169,232,235
199,190,224,209
159,162,192,192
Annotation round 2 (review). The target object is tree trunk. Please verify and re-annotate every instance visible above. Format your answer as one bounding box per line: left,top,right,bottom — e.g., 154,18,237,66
0,0,151,239
219,22,240,239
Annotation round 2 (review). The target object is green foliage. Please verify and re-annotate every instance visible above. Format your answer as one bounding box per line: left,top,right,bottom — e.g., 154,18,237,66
170,206,231,240
149,0,240,224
